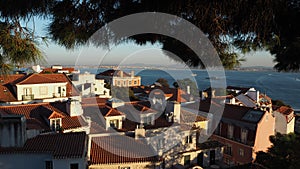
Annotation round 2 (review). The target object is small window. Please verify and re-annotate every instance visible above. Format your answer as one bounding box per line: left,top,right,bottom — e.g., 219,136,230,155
184,155,191,166
39,86,48,95
45,161,53,169
95,88,97,91
224,144,232,156
70,163,78,169
227,124,234,139
241,128,248,144
51,118,61,131
239,148,244,157
185,135,193,144
110,119,119,129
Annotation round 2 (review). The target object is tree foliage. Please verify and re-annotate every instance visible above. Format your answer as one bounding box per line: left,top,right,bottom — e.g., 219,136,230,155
255,133,300,169
156,78,169,88
175,78,198,96
1,0,300,72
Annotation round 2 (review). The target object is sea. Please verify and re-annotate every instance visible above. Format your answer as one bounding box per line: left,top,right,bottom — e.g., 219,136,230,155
79,67,300,109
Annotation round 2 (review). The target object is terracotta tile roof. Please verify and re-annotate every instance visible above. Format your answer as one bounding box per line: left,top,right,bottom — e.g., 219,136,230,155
0,74,25,102
90,135,158,164
97,69,131,77
183,100,265,124
0,102,88,131
121,115,173,132
16,74,66,85
48,111,65,119
0,132,87,159
81,97,108,106
180,110,207,124
274,106,294,115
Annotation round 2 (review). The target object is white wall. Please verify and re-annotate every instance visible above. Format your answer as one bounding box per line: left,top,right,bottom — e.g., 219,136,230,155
16,83,67,100
53,158,86,169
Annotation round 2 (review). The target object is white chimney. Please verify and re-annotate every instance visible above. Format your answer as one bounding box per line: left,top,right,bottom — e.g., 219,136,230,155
120,71,123,77
187,85,190,95
131,70,134,78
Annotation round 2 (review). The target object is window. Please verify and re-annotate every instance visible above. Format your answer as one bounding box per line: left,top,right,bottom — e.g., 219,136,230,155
123,81,126,86
224,144,232,155
23,88,32,96
184,155,191,166
227,124,234,139
58,86,62,94
134,80,137,85
109,119,119,129
185,135,193,144
70,163,78,169
241,128,248,144
142,116,152,125
51,118,61,131
239,148,244,157
95,88,97,91
120,167,130,169
45,161,53,169
129,81,132,85
158,139,164,149
39,86,48,95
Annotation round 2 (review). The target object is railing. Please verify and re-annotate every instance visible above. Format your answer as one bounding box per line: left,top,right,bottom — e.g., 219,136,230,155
53,93,62,98
22,94,34,101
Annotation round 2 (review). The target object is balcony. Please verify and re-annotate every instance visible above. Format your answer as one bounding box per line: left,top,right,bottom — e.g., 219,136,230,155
53,93,62,98
22,94,34,101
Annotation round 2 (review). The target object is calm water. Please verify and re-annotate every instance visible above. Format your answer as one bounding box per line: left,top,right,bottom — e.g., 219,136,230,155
80,68,300,109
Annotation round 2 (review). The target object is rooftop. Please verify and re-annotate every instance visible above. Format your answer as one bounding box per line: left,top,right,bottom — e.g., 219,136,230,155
90,135,158,164
0,132,87,159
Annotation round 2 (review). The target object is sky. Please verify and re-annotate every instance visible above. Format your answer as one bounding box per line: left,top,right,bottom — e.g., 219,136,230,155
35,18,275,68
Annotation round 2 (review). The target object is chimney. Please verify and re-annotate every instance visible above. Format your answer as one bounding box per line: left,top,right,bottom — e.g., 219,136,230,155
120,70,123,77
131,70,134,78
135,125,145,139
187,85,190,95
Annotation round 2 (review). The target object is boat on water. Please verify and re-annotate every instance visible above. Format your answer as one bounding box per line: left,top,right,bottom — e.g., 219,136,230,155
191,73,197,77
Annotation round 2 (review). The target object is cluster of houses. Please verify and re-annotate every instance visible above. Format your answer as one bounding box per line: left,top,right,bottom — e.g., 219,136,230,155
0,66,296,169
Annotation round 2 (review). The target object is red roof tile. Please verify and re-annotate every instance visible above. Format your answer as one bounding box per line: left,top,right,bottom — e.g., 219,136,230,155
16,74,66,84
90,135,157,164
0,102,88,131
0,132,87,159
0,74,25,102
275,106,294,115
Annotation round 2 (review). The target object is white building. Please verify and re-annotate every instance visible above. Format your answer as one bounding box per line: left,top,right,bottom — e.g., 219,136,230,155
273,106,295,134
71,72,110,98
96,69,141,87
0,73,80,105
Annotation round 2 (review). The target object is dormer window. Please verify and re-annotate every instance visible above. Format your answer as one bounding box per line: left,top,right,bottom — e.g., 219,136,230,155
141,115,154,125
109,119,119,129
50,118,62,131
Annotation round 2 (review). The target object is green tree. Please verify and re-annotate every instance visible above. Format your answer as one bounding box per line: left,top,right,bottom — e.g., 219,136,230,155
111,86,137,101
1,0,300,72
176,78,198,96
156,78,169,88
255,133,300,169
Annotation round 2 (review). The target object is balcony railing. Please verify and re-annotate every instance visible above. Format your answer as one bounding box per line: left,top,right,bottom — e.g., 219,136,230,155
22,94,34,101
53,93,62,98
